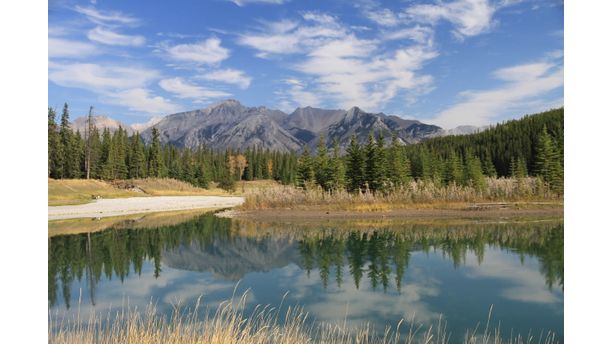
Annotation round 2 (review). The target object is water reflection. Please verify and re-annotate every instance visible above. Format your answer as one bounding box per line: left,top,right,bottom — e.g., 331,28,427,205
49,213,563,310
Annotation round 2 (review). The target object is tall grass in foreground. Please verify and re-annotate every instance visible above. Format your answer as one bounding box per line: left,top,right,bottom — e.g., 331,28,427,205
241,177,560,211
49,293,559,344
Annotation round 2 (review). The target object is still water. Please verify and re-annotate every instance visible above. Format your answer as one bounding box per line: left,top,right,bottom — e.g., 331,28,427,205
48,213,563,342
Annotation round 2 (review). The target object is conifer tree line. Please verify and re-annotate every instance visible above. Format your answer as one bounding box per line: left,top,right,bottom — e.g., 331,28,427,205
48,104,563,193
297,108,563,194
48,104,298,189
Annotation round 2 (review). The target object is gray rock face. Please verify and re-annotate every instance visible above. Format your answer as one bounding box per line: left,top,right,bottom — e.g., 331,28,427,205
71,115,134,135
141,99,299,152
162,237,301,280
91,99,445,152
312,107,442,152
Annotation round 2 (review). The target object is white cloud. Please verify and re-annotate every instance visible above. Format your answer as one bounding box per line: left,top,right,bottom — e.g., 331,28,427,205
48,38,98,58
74,5,140,26
240,15,437,111
405,0,497,39
229,0,287,6
87,26,146,46
296,38,437,110
430,59,564,128
237,16,346,57
282,79,321,108
364,8,405,27
164,38,230,65
107,88,182,115
49,62,159,90
197,69,252,89
48,62,180,115
382,25,435,46
159,77,231,100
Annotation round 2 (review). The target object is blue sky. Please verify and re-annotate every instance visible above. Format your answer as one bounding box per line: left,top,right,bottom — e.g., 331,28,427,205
48,0,563,129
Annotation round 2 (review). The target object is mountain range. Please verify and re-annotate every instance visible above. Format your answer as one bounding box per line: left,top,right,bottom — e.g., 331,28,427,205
71,99,482,152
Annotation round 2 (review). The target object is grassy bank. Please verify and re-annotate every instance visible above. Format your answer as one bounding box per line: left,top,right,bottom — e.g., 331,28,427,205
48,178,230,206
48,178,282,206
240,177,562,212
49,294,559,344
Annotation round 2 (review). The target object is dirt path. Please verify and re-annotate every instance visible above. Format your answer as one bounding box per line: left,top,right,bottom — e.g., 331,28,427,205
49,196,245,221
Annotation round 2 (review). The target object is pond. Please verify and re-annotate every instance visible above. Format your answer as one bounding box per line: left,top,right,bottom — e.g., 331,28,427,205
48,213,563,342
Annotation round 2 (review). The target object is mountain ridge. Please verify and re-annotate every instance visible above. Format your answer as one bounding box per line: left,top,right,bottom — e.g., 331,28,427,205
70,99,477,152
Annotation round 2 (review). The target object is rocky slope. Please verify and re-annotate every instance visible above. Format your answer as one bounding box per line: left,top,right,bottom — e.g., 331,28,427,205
73,99,451,152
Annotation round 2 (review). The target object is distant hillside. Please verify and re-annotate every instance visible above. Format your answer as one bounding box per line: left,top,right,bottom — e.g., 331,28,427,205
405,108,564,176
141,99,443,152
70,115,162,135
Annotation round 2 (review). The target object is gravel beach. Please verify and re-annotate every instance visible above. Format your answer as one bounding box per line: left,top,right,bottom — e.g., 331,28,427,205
48,196,245,220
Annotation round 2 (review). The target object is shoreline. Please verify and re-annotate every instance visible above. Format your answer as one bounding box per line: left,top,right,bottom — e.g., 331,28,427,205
218,202,563,221
48,195,245,221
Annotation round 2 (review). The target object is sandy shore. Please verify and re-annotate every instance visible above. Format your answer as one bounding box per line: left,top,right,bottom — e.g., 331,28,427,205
48,196,244,221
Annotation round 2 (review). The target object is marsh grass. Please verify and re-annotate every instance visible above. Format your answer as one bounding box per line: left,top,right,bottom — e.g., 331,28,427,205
49,292,559,344
240,177,560,211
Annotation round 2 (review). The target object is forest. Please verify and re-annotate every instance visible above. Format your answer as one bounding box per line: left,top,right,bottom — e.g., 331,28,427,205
48,104,563,194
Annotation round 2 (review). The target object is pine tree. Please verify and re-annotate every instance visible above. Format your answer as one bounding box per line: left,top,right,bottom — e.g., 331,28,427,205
482,150,497,177
463,154,486,191
297,145,315,188
98,128,112,179
345,135,364,192
48,107,63,178
148,127,162,177
128,132,146,178
329,139,346,190
59,103,79,178
314,135,332,190
364,132,384,192
386,133,409,188
112,127,128,179
534,126,563,193
443,151,462,185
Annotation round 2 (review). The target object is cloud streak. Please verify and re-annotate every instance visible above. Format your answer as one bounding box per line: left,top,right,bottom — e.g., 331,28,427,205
430,58,564,128
87,26,146,46
163,38,230,65
159,77,231,100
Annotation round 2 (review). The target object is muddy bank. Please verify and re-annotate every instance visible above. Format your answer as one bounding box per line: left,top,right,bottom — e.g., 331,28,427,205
218,203,563,222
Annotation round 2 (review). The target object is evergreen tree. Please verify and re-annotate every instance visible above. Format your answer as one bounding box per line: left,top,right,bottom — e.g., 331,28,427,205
443,151,462,185
297,145,315,188
98,128,112,179
59,103,79,178
463,154,486,191
128,132,146,178
48,107,63,178
148,127,162,177
386,133,409,188
345,135,364,192
111,127,128,179
482,150,497,177
329,140,346,190
314,135,333,190
534,126,563,193
364,132,384,192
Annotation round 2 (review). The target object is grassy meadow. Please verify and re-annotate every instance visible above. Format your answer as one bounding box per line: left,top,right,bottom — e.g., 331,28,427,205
239,177,562,212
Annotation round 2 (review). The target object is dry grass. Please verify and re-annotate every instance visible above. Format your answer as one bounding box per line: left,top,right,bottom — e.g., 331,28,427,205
48,178,231,206
240,177,561,211
48,179,141,206
49,293,559,344
129,178,228,196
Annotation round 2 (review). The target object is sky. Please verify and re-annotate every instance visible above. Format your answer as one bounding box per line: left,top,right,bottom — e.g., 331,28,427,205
48,0,564,129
